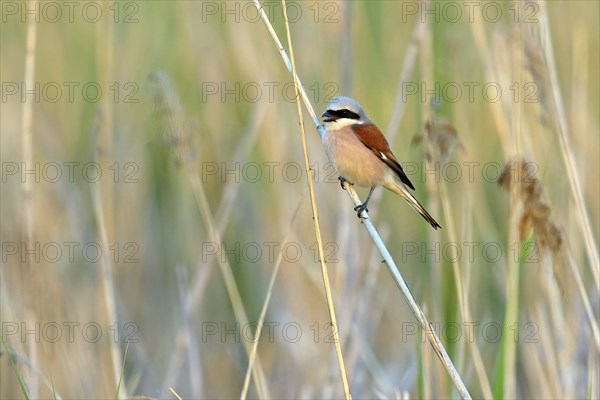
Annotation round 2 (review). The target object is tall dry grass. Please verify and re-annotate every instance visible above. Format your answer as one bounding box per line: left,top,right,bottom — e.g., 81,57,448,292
1,1,598,399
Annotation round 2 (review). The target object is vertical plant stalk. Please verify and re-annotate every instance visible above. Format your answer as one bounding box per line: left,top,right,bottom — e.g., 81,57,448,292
340,2,352,95
419,16,444,398
21,2,38,396
467,16,522,399
385,8,428,141
566,250,600,349
537,2,599,285
500,24,526,400
251,0,324,138
438,180,493,399
174,266,203,398
22,0,36,245
280,1,351,398
240,192,306,399
90,190,123,399
500,212,522,400
252,1,471,398
93,9,127,398
90,114,127,400
334,0,353,299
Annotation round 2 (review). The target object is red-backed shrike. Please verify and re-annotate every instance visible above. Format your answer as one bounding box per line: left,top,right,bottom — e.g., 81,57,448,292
322,96,441,230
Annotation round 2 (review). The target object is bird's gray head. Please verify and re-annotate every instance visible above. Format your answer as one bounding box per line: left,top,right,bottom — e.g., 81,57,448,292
322,96,370,127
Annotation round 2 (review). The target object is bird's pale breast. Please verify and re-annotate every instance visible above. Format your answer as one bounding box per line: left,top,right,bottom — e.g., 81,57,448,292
323,126,386,187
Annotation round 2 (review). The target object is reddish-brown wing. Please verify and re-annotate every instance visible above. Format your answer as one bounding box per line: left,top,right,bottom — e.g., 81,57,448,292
351,123,415,190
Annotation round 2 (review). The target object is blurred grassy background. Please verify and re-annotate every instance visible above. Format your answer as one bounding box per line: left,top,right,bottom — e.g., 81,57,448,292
1,1,598,399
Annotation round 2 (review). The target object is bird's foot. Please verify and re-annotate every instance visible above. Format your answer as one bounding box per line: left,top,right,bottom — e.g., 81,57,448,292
338,176,348,189
354,203,369,217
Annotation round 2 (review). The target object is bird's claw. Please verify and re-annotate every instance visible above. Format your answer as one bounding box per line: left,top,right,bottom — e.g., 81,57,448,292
354,203,368,217
338,176,348,190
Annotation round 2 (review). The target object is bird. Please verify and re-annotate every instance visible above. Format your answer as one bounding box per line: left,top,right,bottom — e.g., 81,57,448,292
321,96,441,229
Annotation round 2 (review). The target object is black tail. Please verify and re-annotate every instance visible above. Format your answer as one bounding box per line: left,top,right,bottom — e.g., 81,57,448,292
387,182,442,230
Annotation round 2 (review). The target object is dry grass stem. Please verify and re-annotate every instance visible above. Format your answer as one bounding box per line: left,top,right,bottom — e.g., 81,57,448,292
240,191,306,399
92,7,127,398
385,8,428,141
148,73,270,398
90,112,127,399
3,2,596,398
20,0,38,396
535,3,599,283
342,182,472,400
420,115,492,399
280,0,351,397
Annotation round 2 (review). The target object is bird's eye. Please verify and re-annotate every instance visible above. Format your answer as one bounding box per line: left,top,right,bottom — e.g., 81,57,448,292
341,110,360,120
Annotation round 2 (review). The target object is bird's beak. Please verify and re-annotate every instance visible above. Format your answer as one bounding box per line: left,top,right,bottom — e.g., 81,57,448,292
322,110,336,122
